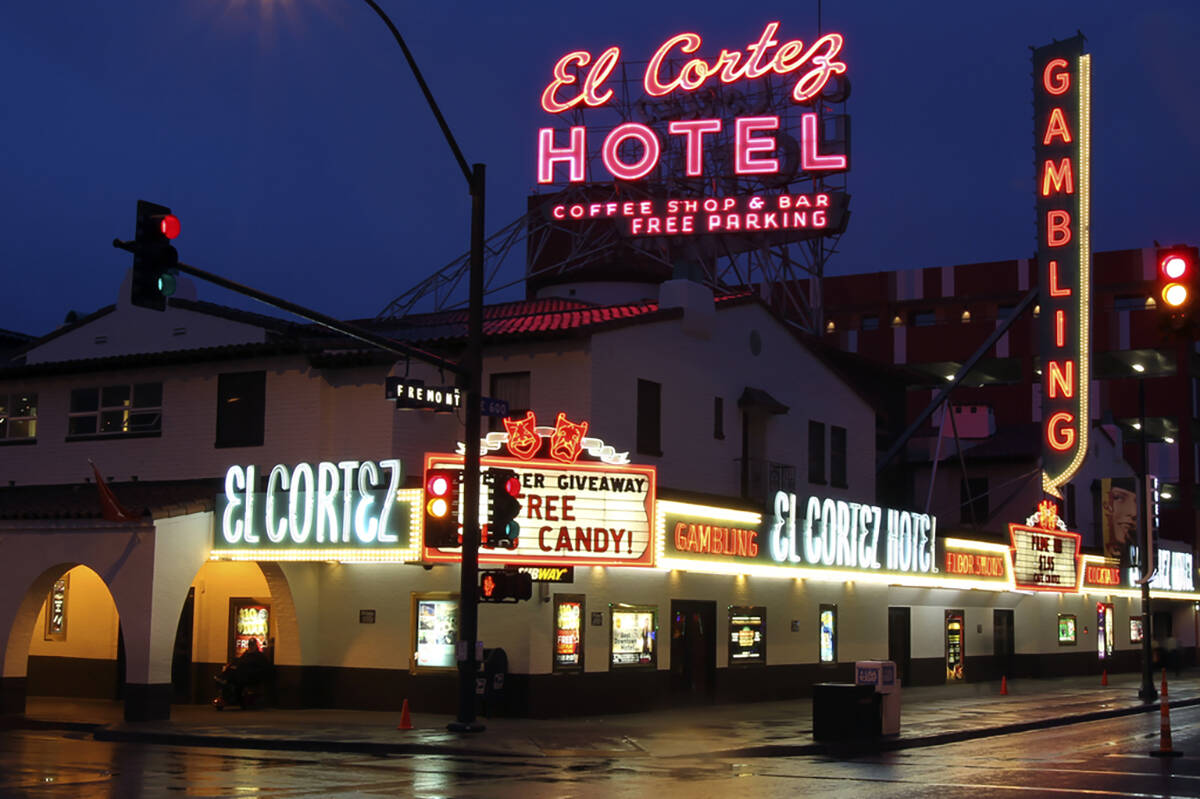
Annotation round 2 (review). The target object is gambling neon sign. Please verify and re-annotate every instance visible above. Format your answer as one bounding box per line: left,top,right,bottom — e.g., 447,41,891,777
1034,36,1091,495
537,22,849,186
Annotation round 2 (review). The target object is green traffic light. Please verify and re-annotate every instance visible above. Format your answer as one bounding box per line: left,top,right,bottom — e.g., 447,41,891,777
158,273,177,297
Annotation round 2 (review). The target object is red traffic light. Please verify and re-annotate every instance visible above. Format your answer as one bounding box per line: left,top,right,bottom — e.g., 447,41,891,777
505,476,521,496
426,473,451,497
1158,248,1196,310
160,214,181,239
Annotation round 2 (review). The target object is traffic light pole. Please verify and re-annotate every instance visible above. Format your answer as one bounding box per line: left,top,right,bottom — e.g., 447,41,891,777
1137,377,1158,703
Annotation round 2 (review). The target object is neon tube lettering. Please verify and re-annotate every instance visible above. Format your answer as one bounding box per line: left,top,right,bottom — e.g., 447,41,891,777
289,462,314,544
537,127,587,184
1049,260,1071,297
800,112,847,170
669,119,722,175
541,49,619,113
377,459,402,544
222,465,244,544
735,116,779,174
265,464,289,543
1046,412,1076,451
317,461,339,544
1046,210,1072,246
1055,309,1067,347
1042,58,1070,95
1041,158,1074,196
243,465,258,544
1043,107,1072,145
601,123,660,180
1048,360,1074,398
355,461,379,543
338,460,359,543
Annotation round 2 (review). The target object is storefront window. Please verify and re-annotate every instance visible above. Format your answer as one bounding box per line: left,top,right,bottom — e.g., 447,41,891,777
729,606,766,666
228,598,271,660
1057,613,1077,645
43,575,68,641
554,594,585,672
610,604,656,668
412,593,459,671
819,604,837,663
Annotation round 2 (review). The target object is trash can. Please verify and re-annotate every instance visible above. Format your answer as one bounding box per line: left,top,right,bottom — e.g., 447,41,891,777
812,682,881,741
855,660,901,736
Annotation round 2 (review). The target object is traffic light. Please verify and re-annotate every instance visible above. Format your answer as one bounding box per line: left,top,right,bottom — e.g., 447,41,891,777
130,200,180,311
486,468,521,549
479,569,533,603
423,468,460,548
1156,246,1196,315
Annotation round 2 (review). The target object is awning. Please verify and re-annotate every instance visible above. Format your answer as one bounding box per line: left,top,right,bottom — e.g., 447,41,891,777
738,387,789,415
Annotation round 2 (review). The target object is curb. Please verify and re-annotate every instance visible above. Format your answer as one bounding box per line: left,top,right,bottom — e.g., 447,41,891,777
8,696,1200,760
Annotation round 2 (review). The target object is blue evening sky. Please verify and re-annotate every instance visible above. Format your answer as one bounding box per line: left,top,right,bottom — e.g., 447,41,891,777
1,0,1197,336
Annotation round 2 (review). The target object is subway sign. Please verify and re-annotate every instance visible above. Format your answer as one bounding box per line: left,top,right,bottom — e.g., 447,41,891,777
213,459,417,556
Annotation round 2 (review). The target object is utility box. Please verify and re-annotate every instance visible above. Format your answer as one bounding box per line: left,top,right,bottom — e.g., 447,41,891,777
812,682,881,741
855,660,901,736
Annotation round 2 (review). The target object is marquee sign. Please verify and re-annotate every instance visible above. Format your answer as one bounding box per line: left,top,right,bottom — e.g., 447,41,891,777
213,459,420,560
1034,35,1091,495
536,22,850,243
424,453,656,567
1009,502,1081,591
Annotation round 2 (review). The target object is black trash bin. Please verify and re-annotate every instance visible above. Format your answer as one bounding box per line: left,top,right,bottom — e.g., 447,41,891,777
476,647,508,717
812,682,881,741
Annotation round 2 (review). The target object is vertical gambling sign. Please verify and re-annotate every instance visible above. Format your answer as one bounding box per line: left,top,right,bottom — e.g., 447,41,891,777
1033,36,1091,495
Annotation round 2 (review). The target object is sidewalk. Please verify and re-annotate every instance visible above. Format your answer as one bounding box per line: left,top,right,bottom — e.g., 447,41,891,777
4,671,1198,759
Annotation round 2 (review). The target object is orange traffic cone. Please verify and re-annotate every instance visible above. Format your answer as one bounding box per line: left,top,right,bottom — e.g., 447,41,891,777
1100,669,1108,686
397,698,413,731
1150,669,1181,757
1000,676,1008,696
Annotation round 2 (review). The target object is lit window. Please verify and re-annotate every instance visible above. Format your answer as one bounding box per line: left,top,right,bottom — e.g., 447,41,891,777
68,383,162,438
0,392,37,441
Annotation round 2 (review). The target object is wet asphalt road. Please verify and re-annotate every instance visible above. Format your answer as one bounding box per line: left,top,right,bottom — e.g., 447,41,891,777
5,706,1200,798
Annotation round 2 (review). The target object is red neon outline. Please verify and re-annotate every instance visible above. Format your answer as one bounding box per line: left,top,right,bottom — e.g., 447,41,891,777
638,24,846,104
1046,412,1076,451
548,411,590,465
800,112,847,170
1042,58,1070,95
669,119,723,176
734,116,779,174
1046,210,1072,247
537,127,587,184
1009,522,1082,592
503,410,541,460
1042,107,1072,145
541,51,591,113
1055,309,1066,348
601,123,660,180
1041,158,1074,196
1047,360,1074,399
421,453,657,568
1048,260,1071,297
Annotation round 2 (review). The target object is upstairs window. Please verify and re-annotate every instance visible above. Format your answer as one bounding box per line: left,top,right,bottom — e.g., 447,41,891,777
0,392,37,441
215,371,266,448
489,371,531,433
808,420,826,484
637,379,662,456
830,425,848,488
68,383,162,438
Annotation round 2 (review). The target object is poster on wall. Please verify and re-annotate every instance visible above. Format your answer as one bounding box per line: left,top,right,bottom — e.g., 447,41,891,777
729,607,766,665
44,575,68,642
1130,616,1144,644
819,604,837,663
414,597,458,669
230,600,270,658
611,606,656,667
1097,603,1114,660
554,595,585,671
1058,614,1077,645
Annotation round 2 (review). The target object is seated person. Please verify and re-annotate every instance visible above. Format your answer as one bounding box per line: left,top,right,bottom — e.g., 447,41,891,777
215,638,272,707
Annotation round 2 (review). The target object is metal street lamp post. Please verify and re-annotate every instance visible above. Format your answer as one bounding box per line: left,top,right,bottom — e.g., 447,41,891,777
358,0,487,731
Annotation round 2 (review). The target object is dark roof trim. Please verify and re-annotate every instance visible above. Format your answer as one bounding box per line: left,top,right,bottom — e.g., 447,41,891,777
738,387,790,414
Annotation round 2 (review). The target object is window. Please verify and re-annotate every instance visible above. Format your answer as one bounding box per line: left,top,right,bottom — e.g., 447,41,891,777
411,593,459,672
713,397,724,440
489,371,531,432
960,477,988,524
68,383,162,438
808,420,826,484
830,425,847,488
729,606,766,666
215,371,266,448
636,379,661,456
912,310,936,327
553,594,585,672
861,315,879,331
0,392,37,441
1057,614,1077,645
611,605,657,668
